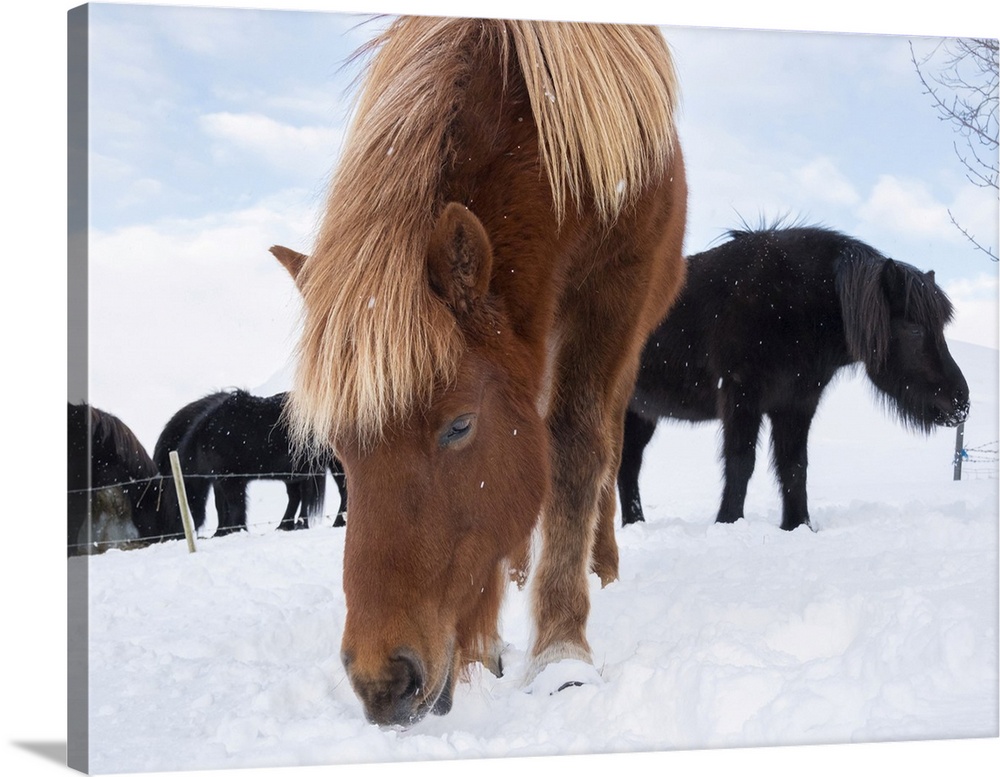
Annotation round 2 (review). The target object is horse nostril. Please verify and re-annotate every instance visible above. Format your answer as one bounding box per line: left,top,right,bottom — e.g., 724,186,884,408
345,648,428,726
391,650,424,701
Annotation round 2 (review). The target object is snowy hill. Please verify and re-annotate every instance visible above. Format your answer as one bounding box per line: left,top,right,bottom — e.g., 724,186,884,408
76,339,998,774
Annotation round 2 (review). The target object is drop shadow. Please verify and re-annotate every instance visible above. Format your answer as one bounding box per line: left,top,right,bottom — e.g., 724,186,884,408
11,741,66,767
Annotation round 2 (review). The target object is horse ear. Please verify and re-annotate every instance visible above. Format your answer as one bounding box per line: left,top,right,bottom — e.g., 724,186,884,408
880,258,904,295
270,245,308,288
427,203,494,321
925,269,936,285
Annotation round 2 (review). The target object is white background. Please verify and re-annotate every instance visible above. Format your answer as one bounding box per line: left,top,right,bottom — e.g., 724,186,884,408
3,1,997,777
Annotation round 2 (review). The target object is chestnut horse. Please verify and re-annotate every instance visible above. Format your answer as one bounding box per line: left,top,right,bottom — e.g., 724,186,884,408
276,18,686,727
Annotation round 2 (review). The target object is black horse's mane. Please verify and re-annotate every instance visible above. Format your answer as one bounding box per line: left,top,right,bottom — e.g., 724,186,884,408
722,221,955,372
85,404,159,482
835,240,954,371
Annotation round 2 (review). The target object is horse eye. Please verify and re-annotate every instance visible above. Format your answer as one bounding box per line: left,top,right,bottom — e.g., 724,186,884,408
439,414,476,448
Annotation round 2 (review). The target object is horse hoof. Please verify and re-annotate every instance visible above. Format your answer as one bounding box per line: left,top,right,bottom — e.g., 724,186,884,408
484,636,506,678
524,658,604,696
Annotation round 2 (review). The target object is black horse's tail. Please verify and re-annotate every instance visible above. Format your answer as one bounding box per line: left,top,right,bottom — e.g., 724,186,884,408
298,473,327,519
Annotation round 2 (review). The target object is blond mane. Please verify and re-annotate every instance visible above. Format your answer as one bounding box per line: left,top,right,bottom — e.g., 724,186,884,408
289,17,680,451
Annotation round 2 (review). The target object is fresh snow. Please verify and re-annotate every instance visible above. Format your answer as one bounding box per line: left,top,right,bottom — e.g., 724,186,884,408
79,339,998,774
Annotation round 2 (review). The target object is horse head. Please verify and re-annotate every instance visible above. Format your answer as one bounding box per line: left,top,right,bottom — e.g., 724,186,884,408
860,259,970,431
272,202,549,727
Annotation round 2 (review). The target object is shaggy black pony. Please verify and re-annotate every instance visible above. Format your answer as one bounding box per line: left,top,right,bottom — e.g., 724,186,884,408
618,225,970,531
67,402,164,554
154,390,346,536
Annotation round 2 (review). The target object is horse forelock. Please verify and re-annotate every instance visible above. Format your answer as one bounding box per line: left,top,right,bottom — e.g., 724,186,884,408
836,243,953,370
90,406,158,480
290,17,680,452
897,263,955,329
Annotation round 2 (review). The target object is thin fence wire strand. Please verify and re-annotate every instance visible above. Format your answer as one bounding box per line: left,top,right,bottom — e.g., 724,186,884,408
67,470,345,495
958,439,999,479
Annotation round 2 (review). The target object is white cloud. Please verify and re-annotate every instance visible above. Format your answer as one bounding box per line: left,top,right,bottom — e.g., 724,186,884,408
946,272,1000,301
200,112,345,178
944,273,1000,350
87,195,321,449
679,124,866,249
857,175,958,240
793,157,861,207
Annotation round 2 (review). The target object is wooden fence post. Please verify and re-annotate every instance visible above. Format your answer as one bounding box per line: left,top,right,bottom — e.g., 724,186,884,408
168,450,198,553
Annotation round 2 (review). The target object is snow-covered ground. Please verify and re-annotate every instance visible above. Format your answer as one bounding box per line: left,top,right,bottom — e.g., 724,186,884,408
78,339,998,774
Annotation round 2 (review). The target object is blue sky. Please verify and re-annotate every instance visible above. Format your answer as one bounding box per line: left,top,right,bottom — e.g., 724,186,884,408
74,0,1000,451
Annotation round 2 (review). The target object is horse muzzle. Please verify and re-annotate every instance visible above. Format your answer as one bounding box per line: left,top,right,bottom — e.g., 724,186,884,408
342,646,455,728
935,396,970,428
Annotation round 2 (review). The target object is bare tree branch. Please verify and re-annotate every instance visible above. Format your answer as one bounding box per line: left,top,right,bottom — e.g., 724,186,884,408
949,209,999,262
911,38,999,262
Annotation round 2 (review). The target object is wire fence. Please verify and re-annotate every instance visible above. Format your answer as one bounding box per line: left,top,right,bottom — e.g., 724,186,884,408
956,439,1000,480
69,468,348,554
67,469,345,495
72,433,999,554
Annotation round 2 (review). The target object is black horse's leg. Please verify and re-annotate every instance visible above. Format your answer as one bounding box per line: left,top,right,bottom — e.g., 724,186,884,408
68,490,88,555
215,478,247,535
768,403,818,531
278,482,302,530
333,472,347,528
212,482,229,533
717,387,762,524
617,410,658,526
231,479,249,533
185,478,210,533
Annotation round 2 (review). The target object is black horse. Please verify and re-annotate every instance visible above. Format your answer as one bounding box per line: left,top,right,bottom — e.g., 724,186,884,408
618,225,970,531
67,402,165,554
154,390,346,536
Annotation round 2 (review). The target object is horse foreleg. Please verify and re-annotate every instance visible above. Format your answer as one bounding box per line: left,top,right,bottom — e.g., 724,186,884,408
590,478,620,588
456,559,508,677
529,337,630,678
212,483,229,530
617,410,657,525
185,479,211,533
592,355,650,585
529,412,604,678
717,388,762,524
768,403,817,531
508,532,532,589
215,479,247,535
278,482,301,530
333,472,347,528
